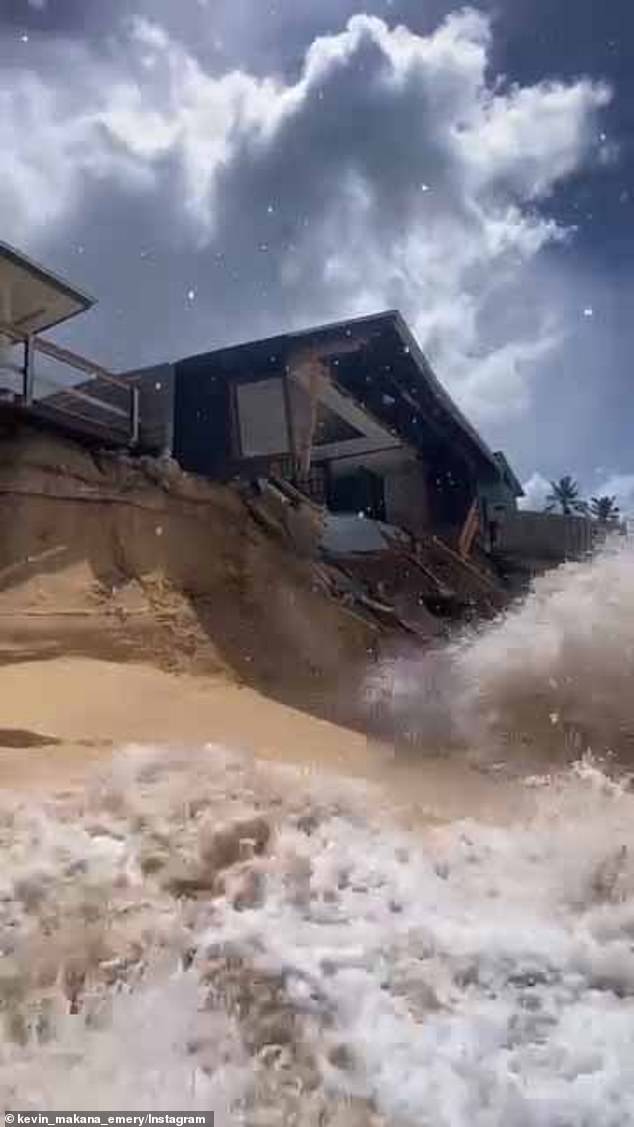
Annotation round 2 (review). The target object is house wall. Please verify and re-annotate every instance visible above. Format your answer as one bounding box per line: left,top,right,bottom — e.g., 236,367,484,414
126,363,176,455
477,477,519,551
129,345,492,556
328,449,428,537
172,363,233,478
424,449,476,544
478,478,518,520
383,459,429,538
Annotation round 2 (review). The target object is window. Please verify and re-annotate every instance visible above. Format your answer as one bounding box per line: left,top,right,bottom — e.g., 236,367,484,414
236,377,290,457
329,467,386,521
312,401,363,446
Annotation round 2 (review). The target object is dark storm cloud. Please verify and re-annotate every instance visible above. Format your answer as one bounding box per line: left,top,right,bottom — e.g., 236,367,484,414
45,20,466,366
0,0,623,492
0,0,450,70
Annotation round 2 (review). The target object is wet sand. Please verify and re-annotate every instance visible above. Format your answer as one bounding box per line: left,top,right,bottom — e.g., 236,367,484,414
0,656,534,824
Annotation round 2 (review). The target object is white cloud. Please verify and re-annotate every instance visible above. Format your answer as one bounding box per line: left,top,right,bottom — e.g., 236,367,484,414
519,472,552,511
519,472,634,521
0,66,154,243
0,8,611,428
593,474,634,519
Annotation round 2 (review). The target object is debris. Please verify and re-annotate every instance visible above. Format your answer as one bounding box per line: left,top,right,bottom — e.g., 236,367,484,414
198,813,271,871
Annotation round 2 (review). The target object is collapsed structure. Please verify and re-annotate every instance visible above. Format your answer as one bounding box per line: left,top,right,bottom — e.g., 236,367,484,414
0,240,596,632
128,310,522,555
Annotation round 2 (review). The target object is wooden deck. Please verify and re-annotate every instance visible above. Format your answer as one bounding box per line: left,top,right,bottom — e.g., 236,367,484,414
0,329,138,448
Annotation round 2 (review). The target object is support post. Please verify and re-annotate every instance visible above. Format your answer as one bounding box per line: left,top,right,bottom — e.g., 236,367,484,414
23,334,35,406
288,349,324,484
130,385,140,447
281,368,296,482
458,496,480,559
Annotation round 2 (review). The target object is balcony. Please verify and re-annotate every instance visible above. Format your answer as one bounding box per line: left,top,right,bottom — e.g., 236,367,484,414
0,326,138,448
0,240,138,448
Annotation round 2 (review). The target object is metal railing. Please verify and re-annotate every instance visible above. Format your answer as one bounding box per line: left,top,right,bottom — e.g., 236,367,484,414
0,324,139,447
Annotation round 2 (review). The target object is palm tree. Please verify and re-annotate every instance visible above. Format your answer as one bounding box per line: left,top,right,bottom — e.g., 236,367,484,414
545,476,587,516
590,495,621,526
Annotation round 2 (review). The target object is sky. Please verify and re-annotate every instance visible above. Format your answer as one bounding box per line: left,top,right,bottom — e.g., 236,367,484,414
1,0,632,511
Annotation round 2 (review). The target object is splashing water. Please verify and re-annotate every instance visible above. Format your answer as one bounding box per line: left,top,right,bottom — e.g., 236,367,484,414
0,740,633,1125
366,540,634,764
453,540,634,763
3,545,634,1123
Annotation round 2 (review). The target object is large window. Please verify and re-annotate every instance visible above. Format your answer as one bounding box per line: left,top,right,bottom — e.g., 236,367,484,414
236,377,290,457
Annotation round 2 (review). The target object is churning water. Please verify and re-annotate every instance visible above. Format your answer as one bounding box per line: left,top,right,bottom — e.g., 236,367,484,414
367,539,634,764
2,543,634,1125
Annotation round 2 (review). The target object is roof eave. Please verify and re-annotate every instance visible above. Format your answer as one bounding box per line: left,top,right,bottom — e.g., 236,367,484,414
0,240,96,313
390,311,501,475
493,451,525,497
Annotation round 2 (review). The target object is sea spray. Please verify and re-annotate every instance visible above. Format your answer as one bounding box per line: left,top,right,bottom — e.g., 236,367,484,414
3,547,634,1122
452,538,634,762
1,743,634,1124
365,539,634,763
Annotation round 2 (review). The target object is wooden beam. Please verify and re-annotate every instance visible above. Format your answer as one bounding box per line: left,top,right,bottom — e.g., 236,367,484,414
286,349,328,480
458,497,480,559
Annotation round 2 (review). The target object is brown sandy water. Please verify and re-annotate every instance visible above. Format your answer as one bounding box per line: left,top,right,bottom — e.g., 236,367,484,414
1,542,634,1124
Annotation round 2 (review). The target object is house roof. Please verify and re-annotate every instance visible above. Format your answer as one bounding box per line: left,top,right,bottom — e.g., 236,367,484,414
493,451,525,497
0,240,95,336
176,310,512,482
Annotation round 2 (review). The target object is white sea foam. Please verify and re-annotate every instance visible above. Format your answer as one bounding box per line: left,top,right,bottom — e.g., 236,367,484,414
201,760,634,1125
3,544,634,1122
0,742,632,1125
366,540,634,763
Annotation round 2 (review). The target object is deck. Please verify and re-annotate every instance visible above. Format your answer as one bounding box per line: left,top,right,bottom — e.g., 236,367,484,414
0,328,138,447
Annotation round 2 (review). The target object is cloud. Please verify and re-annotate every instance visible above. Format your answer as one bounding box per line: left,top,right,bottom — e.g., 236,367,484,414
519,470,634,522
0,8,611,431
593,474,634,519
0,50,154,241
519,472,551,511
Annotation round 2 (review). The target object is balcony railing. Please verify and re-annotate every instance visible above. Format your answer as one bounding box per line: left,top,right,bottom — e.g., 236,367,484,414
0,325,139,447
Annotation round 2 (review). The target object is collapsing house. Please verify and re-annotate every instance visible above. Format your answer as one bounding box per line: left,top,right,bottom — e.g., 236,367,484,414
124,310,528,631
129,310,521,557
0,240,593,634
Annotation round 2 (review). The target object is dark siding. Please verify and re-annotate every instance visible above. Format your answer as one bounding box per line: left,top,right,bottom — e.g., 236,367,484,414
127,363,175,454
426,451,474,539
173,362,232,478
329,467,387,522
